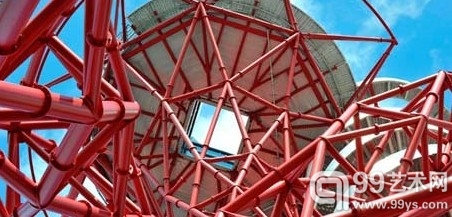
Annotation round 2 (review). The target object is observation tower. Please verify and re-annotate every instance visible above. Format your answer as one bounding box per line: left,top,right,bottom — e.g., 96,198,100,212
0,0,450,216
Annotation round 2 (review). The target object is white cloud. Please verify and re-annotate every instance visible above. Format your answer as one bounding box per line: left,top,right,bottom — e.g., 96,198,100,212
292,0,431,80
350,0,431,80
337,41,380,80
429,49,443,72
292,0,323,21
360,0,431,35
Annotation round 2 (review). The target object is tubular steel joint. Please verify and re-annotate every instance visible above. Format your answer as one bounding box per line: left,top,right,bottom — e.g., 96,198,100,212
271,168,286,181
374,124,380,135
400,157,414,167
116,165,132,176
426,91,440,103
50,151,75,171
175,199,183,208
86,33,111,48
107,97,125,122
79,200,93,217
0,39,20,55
32,84,52,118
106,39,121,51
132,167,142,177
398,84,405,93
332,118,346,130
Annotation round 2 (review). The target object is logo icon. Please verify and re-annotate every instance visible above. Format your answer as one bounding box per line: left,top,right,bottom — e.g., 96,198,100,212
309,171,350,210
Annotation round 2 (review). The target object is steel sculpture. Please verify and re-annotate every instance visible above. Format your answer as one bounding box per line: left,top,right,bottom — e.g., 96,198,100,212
0,0,449,216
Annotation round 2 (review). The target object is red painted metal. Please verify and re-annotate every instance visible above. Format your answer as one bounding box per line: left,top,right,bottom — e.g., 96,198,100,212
0,0,39,55
0,0,449,216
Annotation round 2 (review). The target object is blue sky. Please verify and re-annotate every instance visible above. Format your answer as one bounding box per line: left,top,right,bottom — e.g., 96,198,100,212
0,0,450,216
294,0,452,82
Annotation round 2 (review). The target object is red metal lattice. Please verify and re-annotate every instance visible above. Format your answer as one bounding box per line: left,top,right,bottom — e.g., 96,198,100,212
0,0,450,217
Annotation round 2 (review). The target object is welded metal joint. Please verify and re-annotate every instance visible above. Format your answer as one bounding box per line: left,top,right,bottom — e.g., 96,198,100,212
32,84,52,118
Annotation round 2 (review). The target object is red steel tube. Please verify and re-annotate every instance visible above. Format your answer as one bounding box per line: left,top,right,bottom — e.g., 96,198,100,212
130,169,153,215
139,173,164,217
302,32,392,42
85,166,141,213
295,53,334,117
0,198,8,217
283,35,300,108
360,74,435,106
219,143,315,215
362,0,397,43
164,4,201,98
47,196,112,217
113,124,136,216
20,133,112,212
326,116,419,143
301,139,329,217
346,43,396,106
298,36,341,116
0,0,440,216
108,39,134,101
220,104,358,214
234,85,283,112
353,114,364,171
199,3,229,80
13,203,40,217
228,82,276,199
6,131,20,213
67,176,107,209
161,109,172,195
0,80,139,123
22,46,46,86
436,90,445,169
270,186,290,217
77,122,128,170
190,86,228,207
38,124,93,207
0,151,37,204
122,4,197,48
226,83,253,152
47,36,121,98
0,107,54,122
395,72,446,188
167,164,196,195
230,33,299,82
83,0,112,115
0,0,39,54
283,0,298,30
0,0,77,79
364,130,394,173
0,120,69,130
205,4,294,35
283,113,291,162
